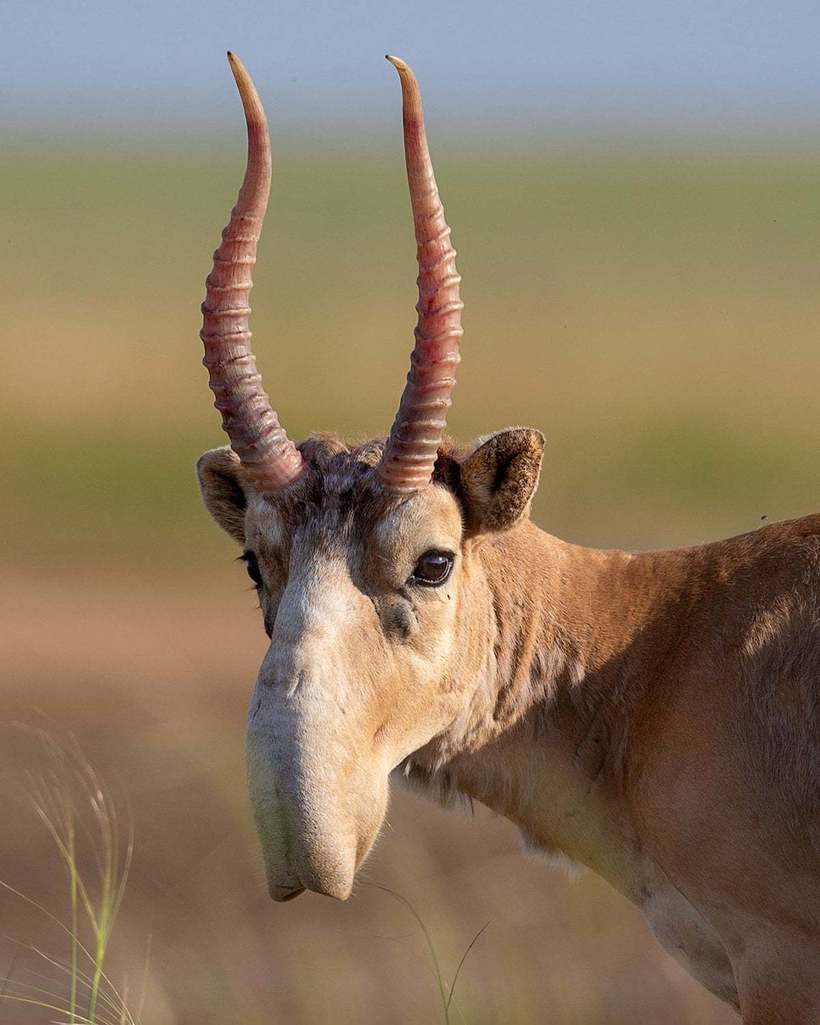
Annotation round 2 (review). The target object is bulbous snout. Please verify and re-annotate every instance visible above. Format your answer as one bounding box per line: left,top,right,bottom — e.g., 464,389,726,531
247,685,389,903
245,546,403,902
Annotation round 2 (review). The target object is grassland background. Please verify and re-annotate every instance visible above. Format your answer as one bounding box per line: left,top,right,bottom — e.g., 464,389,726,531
2,137,819,1023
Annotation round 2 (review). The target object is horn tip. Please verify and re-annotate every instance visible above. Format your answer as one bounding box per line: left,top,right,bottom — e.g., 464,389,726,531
385,54,409,73
227,50,248,82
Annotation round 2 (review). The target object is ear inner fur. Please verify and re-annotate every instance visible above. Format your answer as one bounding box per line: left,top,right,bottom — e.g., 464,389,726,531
196,447,249,544
458,428,545,534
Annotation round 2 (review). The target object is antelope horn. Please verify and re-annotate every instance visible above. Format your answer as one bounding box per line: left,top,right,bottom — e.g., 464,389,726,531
200,52,305,492
377,56,464,493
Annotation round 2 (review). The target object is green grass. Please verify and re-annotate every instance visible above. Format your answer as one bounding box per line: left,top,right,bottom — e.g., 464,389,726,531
0,733,140,1025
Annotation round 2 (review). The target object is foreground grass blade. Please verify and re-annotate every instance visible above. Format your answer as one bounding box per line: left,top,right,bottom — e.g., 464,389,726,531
365,882,488,1025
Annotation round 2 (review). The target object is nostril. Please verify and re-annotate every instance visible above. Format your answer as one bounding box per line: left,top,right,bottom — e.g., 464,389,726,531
286,668,308,699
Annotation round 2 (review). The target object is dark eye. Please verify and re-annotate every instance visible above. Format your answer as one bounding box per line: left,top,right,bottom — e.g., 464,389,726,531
241,551,263,589
410,550,454,587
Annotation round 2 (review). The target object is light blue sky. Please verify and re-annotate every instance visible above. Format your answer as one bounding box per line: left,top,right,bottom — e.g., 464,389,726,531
6,0,820,144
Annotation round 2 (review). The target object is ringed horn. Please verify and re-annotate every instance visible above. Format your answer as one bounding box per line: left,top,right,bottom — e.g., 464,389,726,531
377,55,464,493
200,52,305,493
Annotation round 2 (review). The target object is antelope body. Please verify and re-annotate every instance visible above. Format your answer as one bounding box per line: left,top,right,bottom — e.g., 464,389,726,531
195,54,820,1022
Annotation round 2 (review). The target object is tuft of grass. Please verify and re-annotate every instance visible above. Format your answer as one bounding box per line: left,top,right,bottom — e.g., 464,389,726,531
0,730,144,1025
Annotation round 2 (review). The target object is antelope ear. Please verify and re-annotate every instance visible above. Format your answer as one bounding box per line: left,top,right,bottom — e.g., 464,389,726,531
196,447,249,544
458,428,545,534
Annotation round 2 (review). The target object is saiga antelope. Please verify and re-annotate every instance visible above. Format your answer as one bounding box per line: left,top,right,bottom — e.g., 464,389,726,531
195,53,820,1022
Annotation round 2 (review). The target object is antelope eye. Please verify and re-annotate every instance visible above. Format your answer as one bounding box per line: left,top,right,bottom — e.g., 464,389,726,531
242,551,263,589
410,550,454,587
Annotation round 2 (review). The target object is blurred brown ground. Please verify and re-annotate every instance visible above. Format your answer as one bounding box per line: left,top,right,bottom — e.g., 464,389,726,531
2,143,818,1023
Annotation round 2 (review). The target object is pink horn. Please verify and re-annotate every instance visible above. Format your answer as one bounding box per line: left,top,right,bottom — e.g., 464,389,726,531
377,56,464,493
200,52,305,492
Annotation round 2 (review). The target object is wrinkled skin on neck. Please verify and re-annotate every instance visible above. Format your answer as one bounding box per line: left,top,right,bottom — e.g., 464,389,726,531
198,430,545,900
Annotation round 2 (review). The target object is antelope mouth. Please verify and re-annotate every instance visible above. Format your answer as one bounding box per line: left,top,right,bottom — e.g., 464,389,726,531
268,883,306,903
268,874,354,903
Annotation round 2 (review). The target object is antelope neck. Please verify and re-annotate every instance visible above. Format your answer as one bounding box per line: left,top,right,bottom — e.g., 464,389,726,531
427,522,700,899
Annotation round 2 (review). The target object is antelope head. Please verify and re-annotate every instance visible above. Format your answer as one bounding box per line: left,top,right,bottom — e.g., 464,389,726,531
196,54,544,900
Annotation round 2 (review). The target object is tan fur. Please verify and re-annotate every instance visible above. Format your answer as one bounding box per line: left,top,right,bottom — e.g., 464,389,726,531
197,429,820,1021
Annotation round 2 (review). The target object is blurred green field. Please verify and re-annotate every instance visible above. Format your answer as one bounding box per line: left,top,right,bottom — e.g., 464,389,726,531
3,145,820,565
2,142,819,1024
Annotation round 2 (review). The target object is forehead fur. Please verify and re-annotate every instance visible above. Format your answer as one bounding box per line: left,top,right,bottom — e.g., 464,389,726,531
247,435,465,547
